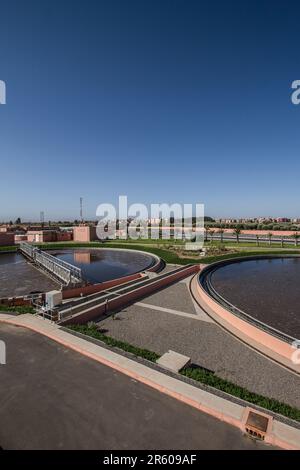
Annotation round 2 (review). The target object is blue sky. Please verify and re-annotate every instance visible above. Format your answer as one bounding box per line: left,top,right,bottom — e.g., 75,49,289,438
1,0,300,221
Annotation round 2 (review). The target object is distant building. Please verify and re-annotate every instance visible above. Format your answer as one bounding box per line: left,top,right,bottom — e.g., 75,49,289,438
275,218,291,223
26,230,72,243
0,225,12,233
73,225,98,242
14,234,28,242
0,232,15,246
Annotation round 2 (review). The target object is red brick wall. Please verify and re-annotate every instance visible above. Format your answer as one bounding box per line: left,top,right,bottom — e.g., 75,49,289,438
62,272,143,299
0,233,15,246
56,231,73,241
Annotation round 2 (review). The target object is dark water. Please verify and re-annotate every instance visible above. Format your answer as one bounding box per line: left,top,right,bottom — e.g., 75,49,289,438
0,252,57,296
53,249,155,283
209,257,300,339
0,252,22,266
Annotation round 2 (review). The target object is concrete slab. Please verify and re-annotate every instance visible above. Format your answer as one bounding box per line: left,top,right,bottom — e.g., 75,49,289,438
157,350,191,372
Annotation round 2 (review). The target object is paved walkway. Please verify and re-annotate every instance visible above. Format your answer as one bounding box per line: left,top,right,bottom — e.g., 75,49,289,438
100,278,300,410
0,323,270,450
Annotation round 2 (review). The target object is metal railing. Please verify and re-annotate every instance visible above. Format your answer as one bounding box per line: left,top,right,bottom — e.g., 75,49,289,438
20,242,82,285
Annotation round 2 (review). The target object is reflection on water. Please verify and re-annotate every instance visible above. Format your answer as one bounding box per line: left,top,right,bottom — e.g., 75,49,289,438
209,257,300,338
74,252,91,264
53,249,155,283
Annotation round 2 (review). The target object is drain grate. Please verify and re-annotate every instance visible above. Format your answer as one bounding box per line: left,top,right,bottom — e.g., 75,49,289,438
244,409,272,441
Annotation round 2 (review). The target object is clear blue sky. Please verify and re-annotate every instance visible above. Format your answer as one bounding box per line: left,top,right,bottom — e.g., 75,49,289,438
1,0,300,221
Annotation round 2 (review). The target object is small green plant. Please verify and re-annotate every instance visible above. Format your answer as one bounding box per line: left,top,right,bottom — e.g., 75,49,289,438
181,367,300,422
0,305,35,314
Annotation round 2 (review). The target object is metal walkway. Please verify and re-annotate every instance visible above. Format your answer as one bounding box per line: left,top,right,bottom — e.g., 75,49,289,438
19,242,83,286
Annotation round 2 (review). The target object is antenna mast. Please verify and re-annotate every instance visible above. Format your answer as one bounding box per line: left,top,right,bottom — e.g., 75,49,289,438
80,197,83,223
40,211,45,227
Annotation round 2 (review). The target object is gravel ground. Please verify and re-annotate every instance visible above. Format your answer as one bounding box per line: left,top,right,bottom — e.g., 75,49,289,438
99,282,300,409
141,280,197,313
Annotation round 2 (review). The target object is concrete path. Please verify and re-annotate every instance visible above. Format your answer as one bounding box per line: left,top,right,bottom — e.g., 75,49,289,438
135,302,202,320
0,322,270,450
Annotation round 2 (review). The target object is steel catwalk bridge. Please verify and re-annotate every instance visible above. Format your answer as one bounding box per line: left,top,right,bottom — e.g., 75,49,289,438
20,242,83,286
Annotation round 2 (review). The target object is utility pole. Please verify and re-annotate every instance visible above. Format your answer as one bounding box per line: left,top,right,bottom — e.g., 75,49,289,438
40,211,45,228
80,197,83,223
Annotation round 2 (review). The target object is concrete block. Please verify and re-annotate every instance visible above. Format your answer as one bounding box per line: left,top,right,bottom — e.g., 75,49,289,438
157,350,191,373
45,290,63,309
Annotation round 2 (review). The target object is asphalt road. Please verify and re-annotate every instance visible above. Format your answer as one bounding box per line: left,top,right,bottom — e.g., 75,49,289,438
0,324,271,450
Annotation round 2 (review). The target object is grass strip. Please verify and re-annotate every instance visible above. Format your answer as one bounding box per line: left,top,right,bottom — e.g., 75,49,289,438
0,305,35,314
0,245,18,252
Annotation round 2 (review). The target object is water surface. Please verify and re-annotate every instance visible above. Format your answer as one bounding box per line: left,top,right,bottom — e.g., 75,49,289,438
209,257,300,338
53,248,155,283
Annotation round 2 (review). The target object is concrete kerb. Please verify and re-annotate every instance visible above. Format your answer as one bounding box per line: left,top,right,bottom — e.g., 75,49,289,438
0,313,299,450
